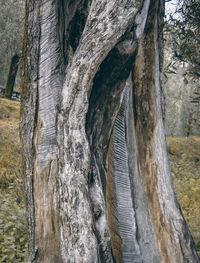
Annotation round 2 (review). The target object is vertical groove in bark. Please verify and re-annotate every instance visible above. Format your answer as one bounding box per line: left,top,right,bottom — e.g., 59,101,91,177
106,80,141,263
86,45,137,194
132,0,199,262
85,1,153,261
106,137,122,262
133,1,167,259
21,0,93,261
58,1,143,261
20,0,200,262
29,0,63,261
127,80,161,263
58,0,91,66
86,45,137,261
88,154,113,262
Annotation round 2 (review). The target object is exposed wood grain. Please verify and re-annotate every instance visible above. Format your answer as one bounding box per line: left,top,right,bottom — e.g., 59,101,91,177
57,1,143,262
20,0,200,262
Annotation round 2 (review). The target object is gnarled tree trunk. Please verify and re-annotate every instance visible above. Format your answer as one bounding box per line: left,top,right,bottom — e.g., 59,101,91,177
20,0,199,262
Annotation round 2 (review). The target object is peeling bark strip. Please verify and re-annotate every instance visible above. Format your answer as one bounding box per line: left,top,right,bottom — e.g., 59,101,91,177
20,0,200,262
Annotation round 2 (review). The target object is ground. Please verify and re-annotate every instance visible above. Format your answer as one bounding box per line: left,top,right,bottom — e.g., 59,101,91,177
0,98,27,263
0,98,199,262
167,136,200,253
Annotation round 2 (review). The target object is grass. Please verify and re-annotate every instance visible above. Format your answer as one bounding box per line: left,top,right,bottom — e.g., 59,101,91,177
0,98,199,260
0,98,22,188
167,137,200,254
0,98,27,262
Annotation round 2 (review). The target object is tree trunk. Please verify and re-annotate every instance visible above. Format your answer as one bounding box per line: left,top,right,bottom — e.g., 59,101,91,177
20,0,199,262
5,54,19,99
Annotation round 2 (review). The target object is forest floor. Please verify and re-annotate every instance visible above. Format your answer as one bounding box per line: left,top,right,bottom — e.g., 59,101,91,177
167,136,200,254
0,98,199,262
0,98,27,262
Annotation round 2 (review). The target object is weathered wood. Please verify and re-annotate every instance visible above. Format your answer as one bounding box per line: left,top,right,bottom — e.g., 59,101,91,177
20,1,41,261
20,0,64,262
20,0,200,262
20,0,92,262
57,1,143,262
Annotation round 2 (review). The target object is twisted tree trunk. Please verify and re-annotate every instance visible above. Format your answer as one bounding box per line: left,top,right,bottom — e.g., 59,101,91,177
20,0,199,262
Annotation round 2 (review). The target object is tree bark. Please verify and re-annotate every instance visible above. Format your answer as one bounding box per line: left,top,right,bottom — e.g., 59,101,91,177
20,0,200,262
5,54,19,99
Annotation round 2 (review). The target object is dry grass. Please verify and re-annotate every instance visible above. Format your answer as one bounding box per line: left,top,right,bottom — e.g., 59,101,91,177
0,98,27,262
167,137,200,254
167,137,200,162
0,98,199,260
0,98,22,188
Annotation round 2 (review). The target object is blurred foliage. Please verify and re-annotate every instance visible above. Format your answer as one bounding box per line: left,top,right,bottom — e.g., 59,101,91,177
0,0,25,87
0,182,28,262
165,0,200,80
167,137,200,255
164,0,200,137
0,98,28,262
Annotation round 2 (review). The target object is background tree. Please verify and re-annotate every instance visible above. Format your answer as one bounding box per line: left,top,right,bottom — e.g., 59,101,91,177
0,0,25,87
5,54,20,99
168,0,200,79
163,0,200,136
20,0,199,262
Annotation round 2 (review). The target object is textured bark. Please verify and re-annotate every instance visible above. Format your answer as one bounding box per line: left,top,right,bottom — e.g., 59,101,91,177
20,0,200,262
5,54,19,99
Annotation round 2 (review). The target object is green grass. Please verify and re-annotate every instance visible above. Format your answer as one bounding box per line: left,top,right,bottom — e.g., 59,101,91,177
0,98,199,260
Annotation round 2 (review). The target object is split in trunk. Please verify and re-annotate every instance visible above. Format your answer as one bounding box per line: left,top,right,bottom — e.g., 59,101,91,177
20,0,200,262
